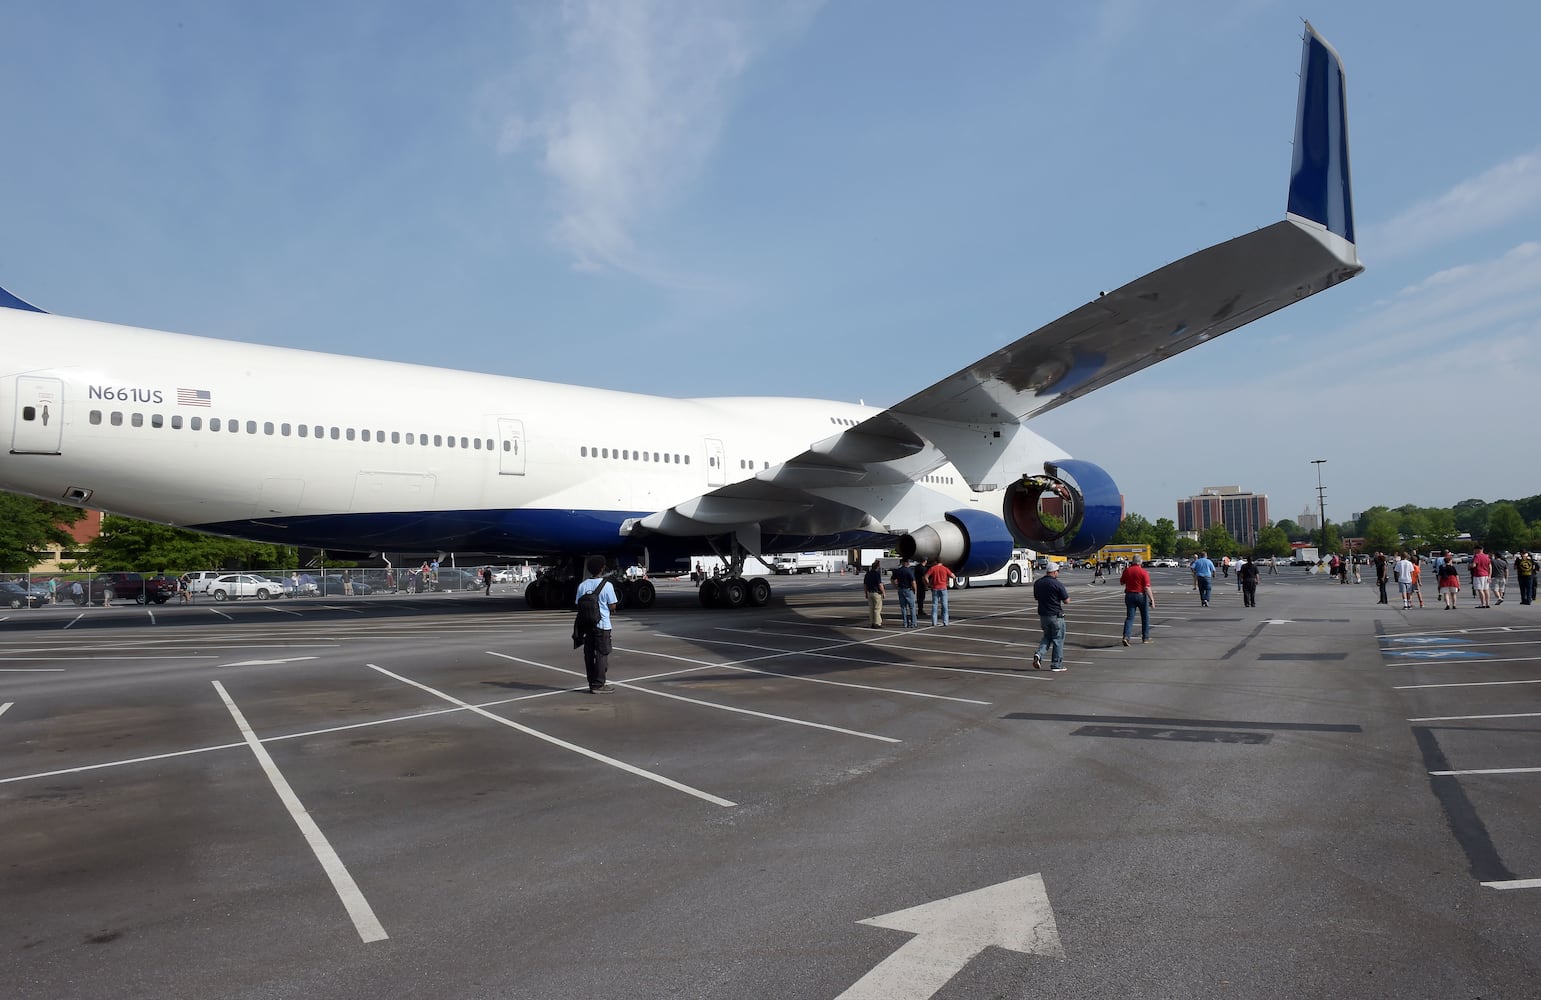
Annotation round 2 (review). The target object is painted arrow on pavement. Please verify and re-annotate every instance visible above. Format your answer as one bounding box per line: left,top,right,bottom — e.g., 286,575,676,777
837,872,1063,999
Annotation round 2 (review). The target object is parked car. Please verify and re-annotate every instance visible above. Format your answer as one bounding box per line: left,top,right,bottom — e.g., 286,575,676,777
206,574,284,601
0,581,44,608
318,574,373,596
181,571,225,595
491,568,515,583
82,572,170,605
435,568,483,591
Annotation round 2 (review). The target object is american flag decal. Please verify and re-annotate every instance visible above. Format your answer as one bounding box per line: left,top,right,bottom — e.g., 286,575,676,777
177,388,212,407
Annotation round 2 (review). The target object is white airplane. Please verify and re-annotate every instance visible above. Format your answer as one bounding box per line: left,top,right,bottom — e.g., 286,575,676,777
0,25,1360,611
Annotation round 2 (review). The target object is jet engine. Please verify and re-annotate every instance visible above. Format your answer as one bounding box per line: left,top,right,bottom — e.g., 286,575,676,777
897,508,1015,577
1001,459,1122,555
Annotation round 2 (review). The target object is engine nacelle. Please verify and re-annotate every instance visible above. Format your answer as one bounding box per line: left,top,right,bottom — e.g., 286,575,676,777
897,509,1015,577
1001,459,1122,556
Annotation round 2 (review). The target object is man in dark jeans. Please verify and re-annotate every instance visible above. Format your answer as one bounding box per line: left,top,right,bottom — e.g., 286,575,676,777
1031,564,1071,672
573,555,618,693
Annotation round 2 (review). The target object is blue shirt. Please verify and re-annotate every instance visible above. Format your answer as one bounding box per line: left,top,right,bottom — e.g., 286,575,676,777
892,565,916,590
1191,557,1215,579
575,578,616,630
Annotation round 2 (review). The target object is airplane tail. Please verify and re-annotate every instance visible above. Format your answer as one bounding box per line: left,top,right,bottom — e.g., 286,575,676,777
1287,21,1355,246
0,284,46,313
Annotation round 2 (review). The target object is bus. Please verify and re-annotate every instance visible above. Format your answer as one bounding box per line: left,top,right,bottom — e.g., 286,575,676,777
960,549,1037,588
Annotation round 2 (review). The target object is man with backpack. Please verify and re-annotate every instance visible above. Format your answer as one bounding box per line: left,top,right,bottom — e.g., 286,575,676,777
1516,550,1537,605
572,555,618,693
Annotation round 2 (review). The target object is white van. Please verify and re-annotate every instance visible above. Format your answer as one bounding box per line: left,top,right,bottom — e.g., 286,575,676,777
960,549,1036,588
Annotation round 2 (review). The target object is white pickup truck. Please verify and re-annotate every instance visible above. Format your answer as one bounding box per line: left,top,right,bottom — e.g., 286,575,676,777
771,555,831,575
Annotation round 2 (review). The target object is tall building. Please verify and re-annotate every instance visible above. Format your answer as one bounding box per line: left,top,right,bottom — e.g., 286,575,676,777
1177,486,1270,546
1297,506,1319,534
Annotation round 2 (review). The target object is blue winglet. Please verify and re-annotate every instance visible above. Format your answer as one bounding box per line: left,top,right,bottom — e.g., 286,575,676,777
1287,22,1355,245
0,283,46,313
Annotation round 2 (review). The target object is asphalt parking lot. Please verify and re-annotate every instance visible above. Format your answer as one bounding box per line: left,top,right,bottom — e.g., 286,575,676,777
3,571,1539,999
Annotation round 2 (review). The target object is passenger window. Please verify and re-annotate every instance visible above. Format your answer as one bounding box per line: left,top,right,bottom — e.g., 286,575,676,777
151,413,164,428
111,412,123,426
90,410,102,425
602,448,609,458
330,427,340,440
314,425,324,438
21,405,35,421
298,424,308,438
131,413,144,427
191,416,202,430
346,428,355,441
362,429,371,442
405,432,414,445
392,431,400,444
281,423,290,436
460,436,468,449
503,441,511,451
264,422,274,435
229,420,239,433
171,415,183,429
433,435,442,446
447,436,456,449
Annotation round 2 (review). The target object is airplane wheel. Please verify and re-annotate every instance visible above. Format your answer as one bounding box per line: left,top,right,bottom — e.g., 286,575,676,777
747,578,771,607
721,578,748,609
1007,565,1022,586
699,580,721,608
629,579,656,609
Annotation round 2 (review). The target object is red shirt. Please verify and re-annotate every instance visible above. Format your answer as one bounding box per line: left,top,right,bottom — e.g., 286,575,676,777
924,563,955,590
1472,553,1491,578
1120,564,1151,593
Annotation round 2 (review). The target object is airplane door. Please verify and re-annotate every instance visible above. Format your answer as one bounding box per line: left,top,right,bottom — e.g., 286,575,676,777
497,418,526,475
11,376,63,455
705,437,725,487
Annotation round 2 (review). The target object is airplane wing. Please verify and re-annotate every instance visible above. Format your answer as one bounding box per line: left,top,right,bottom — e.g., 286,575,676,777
628,23,1360,547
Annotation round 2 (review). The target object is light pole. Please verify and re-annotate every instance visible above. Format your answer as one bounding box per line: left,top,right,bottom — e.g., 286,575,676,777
1312,459,1328,553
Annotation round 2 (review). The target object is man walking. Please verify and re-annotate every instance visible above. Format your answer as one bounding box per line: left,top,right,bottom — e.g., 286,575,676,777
1191,551,1216,607
1492,551,1509,606
1394,551,1416,610
1119,555,1155,645
891,558,917,628
1238,555,1260,607
863,559,885,628
925,559,957,626
573,555,618,693
1471,545,1493,608
1031,563,1070,672
1374,551,1389,605
1517,550,1538,605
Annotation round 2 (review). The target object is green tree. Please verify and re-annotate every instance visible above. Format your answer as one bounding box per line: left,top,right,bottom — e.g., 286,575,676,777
1254,524,1291,559
1319,522,1341,554
1485,503,1528,553
1363,513,1401,554
1451,498,1489,539
1397,510,1429,548
1175,536,1199,559
1423,509,1457,552
86,515,295,572
0,492,86,572
1151,518,1178,557
1198,524,1238,558
1273,518,1303,541
1112,513,1154,547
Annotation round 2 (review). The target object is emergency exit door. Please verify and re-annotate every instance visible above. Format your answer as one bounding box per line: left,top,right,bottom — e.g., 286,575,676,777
497,418,526,475
11,376,63,454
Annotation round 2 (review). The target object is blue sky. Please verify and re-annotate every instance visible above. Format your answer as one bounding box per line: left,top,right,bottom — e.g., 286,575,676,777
3,2,1539,525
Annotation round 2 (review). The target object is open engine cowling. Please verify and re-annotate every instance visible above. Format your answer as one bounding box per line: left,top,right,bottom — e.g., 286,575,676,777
1001,459,1122,556
897,509,1015,577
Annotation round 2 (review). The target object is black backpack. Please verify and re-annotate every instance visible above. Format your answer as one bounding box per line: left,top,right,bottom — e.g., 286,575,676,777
575,580,605,633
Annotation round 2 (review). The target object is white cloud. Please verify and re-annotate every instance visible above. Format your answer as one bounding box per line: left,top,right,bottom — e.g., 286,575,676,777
492,0,819,283
1365,147,1541,258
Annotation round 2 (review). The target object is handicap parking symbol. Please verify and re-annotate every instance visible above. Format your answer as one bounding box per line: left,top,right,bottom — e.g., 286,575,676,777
1383,648,1490,660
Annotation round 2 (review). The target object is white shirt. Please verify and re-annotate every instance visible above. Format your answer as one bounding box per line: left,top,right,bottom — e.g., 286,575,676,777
1394,558,1414,585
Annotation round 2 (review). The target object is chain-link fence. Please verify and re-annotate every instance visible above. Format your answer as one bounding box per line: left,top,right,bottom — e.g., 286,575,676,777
0,564,540,607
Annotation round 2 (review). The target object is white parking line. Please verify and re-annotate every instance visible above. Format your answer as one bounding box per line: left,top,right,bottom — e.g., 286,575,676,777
63,614,84,629
213,680,388,944
1409,712,1541,722
0,668,66,672
621,642,991,704
206,608,234,621
1395,679,1541,690
369,663,735,808
1429,766,1541,776
1482,878,1541,890
0,702,11,718
684,633,1046,679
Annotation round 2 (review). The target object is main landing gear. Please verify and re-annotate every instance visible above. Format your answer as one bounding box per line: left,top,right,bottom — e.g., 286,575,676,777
697,537,772,609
